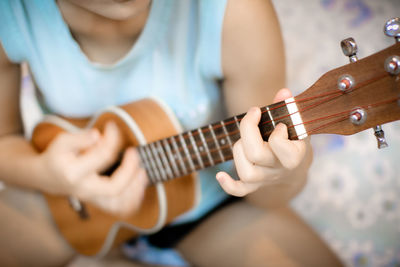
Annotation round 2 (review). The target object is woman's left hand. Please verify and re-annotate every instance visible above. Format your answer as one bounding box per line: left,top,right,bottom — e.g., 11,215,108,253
216,88,309,197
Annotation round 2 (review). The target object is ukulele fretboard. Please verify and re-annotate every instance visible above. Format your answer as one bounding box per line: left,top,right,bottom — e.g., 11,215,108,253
137,98,304,184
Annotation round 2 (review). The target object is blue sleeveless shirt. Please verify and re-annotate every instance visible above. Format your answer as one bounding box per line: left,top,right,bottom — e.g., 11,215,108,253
0,0,231,223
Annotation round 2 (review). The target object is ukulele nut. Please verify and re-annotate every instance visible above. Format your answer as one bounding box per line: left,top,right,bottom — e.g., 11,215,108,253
385,55,400,75
350,108,367,125
338,75,355,92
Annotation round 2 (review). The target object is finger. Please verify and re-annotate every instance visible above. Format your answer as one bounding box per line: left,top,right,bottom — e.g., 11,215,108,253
273,88,293,103
51,129,100,153
76,122,123,175
233,140,280,183
77,148,142,198
102,148,145,197
268,123,307,170
94,168,148,217
114,168,148,217
239,107,273,166
216,172,260,197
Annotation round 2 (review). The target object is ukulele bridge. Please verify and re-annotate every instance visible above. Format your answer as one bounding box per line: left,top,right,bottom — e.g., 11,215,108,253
68,196,90,220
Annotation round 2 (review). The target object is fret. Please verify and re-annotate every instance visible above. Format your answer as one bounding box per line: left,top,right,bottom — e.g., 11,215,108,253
181,132,201,170
208,124,225,162
213,122,233,161
260,103,285,141
191,129,211,167
143,145,161,183
178,133,196,172
220,121,233,149
188,131,205,169
223,118,241,144
149,143,167,181
201,126,221,164
266,106,276,128
137,146,156,183
198,128,214,166
233,115,241,130
156,141,173,180
170,136,188,175
162,138,180,177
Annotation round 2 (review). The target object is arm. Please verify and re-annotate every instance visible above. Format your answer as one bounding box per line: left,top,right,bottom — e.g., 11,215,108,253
0,43,40,188
0,44,147,216
218,0,312,208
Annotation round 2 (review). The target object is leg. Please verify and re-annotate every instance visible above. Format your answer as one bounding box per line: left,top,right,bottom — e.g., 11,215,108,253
0,186,150,267
177,201,343,267
0,186,74,267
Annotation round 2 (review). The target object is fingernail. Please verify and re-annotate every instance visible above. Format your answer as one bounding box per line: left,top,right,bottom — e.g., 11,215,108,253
248,107,259,114
216,173,224,183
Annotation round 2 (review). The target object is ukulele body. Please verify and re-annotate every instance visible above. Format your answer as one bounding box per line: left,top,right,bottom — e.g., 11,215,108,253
32,98,198,256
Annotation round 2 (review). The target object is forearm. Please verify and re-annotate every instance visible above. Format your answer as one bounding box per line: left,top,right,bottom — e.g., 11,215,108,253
245,139,313,209
0,134,46,191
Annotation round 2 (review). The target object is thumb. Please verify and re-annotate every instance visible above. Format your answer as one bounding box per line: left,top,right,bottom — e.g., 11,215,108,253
273,88,293,103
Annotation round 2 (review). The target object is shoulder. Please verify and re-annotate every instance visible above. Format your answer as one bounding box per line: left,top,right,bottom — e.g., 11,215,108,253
220,0,285,112
0,0,22,81
221,0,285,114
0,0,34,63
222,0,284,81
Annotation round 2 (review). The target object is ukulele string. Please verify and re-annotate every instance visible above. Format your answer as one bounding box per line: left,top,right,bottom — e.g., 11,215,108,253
152,91,342,155
174,96,399,172
142,73,393,175
143,96,335,176
262,95,399,140
155,70,371,151
258,91,345,129
262,71,392,135
295,96,400,138
144,96,393,176
173,70,386,148
292,71,389,105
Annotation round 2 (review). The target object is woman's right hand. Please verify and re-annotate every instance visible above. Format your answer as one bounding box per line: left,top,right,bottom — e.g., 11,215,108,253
37,121,148,217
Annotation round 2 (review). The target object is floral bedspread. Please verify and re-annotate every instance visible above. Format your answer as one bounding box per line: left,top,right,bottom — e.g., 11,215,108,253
272,1,400,266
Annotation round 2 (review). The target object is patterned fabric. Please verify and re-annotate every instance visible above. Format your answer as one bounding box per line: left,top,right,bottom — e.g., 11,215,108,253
122,237,189,267
272,0,400,266
0,0,231,225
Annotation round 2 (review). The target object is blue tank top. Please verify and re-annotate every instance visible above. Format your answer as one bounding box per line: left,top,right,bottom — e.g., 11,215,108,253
0,0,231,223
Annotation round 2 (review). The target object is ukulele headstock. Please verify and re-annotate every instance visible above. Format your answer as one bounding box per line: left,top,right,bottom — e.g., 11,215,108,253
294,18,400,149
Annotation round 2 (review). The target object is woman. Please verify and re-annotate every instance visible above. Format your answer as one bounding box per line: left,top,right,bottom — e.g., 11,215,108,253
0,0,341,266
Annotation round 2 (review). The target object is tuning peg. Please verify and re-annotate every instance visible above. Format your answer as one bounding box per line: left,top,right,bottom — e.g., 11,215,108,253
373,125,388,149
384,17,400,43
341,37,358,62
384,55,400,75
341,37,389,149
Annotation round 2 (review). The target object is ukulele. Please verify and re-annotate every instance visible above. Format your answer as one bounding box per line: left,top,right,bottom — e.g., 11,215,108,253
31,19,400,256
